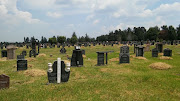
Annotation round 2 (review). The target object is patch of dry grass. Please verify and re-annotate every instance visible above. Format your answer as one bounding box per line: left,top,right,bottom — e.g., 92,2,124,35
159,53,163,56
0,57,7,61
135,57,147,60
100,68,132,75
159,56,173,60
109,58,119,62
37,53,46,57
83,55,86,58
24,69,46,77
149,62,172,70
130,55,147,60
27,58,36,62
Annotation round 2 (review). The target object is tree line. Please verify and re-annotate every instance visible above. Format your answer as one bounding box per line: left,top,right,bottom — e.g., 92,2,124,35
23,24,180,44
97,25,180,42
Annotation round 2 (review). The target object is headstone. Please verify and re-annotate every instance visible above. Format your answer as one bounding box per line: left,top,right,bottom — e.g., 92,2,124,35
0,74,10,89
119,46,130,64
7,45,16,60
17,55,25,60
96,51,114,66
22,50,27,56
17,60,27,71
82,49,85,55
71,47,83,67
163,48,172,57
156,43,163,53
47,58,70,83
60,47,66,54
135,45,144,57
97,52,104,65
144,44,151,52
1,50,7,57
152,48,158,57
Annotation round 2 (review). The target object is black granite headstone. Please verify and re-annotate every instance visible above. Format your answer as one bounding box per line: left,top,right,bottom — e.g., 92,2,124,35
152,48,158,57
71,49,83,67
1,50,7,57
156,43,163,53
60,47,66,54
17,60,27,71
135,45,144,57
163,48,172,57
97,52,104,65
22,51,27,56
119,46,130,63
48,61,70,83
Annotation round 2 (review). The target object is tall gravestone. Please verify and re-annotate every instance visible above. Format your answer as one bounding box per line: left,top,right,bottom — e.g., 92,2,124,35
71,46,83,67
152,48,158,57
29,38,40,57
7,45,16,60
0,74,10,89
135,45,145,57
60,47,66,54
47,58,70,83
97,52,104,65
156,43,163,53
119,46,130,64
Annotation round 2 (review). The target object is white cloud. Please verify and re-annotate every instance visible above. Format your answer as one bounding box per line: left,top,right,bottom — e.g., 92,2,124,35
93,19,99,25
47,12,62,18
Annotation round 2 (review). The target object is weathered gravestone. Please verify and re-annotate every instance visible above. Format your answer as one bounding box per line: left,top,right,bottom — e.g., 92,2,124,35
96,51,114,66
0,74,10,89
163,48,172,57
17,60,27,71
156,43,163,53
47,58,70,83
60,47,66,54
144,44,151,52
1,50,7,57
119,46,130,64
152,48,158,57
135,45,145,57
7,45,16,60
71,46,83,67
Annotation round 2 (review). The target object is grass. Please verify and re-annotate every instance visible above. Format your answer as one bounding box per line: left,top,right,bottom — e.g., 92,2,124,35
0,44,180,101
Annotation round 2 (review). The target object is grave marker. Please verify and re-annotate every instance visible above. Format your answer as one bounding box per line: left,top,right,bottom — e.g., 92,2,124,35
0,74,10,89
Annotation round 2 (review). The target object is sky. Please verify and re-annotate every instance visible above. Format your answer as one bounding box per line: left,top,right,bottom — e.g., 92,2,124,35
0,0,180,42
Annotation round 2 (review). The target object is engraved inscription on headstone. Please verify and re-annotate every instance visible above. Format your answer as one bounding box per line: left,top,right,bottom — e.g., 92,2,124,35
17,60,27,71
152,48,158,57
0,74,10,89
97,52,104,65
119,46,130,64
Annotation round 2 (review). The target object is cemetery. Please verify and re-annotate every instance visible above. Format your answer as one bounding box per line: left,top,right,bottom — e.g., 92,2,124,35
0,41,180,100
0,1,180,100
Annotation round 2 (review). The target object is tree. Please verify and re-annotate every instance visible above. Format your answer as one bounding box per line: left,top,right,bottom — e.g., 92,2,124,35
70,32,78,44
57,36,66,43
41,36,44,44
177,25,180,40
168,25,176,41
158,25,168,40
85,33,90,42
48,36,57,44
78,36,85,42
145,26,159,41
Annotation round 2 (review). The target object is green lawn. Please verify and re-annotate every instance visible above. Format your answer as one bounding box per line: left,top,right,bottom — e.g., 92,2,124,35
0,44,180,101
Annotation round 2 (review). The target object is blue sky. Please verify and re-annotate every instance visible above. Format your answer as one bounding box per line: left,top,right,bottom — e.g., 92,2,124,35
0,0,180,42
